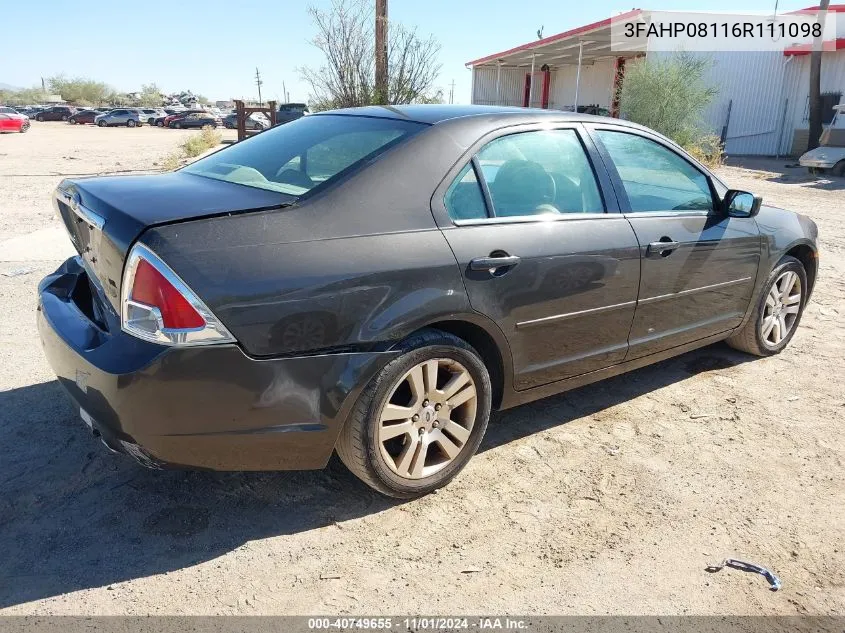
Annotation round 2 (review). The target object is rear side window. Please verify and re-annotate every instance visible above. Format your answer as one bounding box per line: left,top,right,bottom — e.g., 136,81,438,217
184,115,426,196
444,164,488,221
596,130,713,213
475,129,604,217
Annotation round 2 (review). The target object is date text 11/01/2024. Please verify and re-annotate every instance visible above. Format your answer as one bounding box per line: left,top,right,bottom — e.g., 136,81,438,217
307,618,528,630
624,21,822,39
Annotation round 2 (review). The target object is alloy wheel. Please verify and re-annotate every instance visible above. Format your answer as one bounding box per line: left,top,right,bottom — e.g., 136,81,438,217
377,358,477,479
761,270,801,346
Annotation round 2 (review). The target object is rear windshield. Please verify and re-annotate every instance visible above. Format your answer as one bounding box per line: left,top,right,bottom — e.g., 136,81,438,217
182,114,426,196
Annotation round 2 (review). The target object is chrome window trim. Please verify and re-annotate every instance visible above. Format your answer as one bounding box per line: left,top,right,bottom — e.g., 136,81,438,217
453,212,614,227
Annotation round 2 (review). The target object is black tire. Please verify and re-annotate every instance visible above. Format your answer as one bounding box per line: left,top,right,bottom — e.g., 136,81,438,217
726,255,808,356
36,115,44,122
61,115,68,121
127,119,136,128
336,329,492,498
173,122,181,129
97,120,107,127
832,160,845,178
20,121,29,133
156,120,164,127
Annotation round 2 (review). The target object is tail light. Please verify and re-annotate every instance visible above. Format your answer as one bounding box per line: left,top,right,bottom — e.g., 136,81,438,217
120,243,234,346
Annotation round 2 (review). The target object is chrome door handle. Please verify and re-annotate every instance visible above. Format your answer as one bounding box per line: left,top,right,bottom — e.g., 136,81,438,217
647,240,681,257
470,255,521,271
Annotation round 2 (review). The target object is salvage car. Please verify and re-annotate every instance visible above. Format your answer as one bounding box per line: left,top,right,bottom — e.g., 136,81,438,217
37,105,819,498
799,104,845,176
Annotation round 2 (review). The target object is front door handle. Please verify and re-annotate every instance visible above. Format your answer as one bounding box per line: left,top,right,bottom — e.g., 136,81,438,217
647,239,681,257
470,255,521,272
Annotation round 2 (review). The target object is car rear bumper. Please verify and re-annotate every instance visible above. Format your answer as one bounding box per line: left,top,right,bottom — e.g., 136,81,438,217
37,257,396,471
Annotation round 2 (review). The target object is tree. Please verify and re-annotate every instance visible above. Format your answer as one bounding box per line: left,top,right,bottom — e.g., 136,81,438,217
619,53,719,157
47,75,112,105
807,0,831,151
300,0,441,109
138,83,163,107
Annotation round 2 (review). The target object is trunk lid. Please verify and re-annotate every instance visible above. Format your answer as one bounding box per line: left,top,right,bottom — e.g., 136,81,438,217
55,171,291,311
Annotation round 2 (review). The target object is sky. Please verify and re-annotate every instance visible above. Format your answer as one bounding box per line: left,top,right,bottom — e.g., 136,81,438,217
0,0,813,105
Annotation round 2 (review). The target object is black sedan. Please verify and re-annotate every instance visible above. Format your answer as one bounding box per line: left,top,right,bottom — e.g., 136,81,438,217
37,105,819,498
168,112,219,128
68,110,99,125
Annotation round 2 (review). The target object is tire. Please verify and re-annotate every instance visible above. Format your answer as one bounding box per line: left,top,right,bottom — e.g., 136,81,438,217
832,160,845,178
147,118,154,125
69,119,76,125
127,119,136,128
97,120,107,127
61,115,68,121
336,329,492,498
36,115,44,122
20,121,30,133
726,255,808,356
156,120,164,127
173,122,181,129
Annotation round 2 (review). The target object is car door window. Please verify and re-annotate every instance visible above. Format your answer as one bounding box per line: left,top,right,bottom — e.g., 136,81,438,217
596,130,714,213
475,129,604,217
444,163,488,221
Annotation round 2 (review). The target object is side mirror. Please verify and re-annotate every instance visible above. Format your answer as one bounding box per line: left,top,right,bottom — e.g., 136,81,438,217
724,190,762,218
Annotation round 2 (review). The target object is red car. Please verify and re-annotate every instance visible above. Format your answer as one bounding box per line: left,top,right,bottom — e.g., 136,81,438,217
0,113,30,133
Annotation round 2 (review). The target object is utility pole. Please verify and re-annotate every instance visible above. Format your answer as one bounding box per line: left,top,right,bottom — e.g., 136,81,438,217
255,67,263,106
282,80,289,104
375,0,388,105
449,80,455,104
807,0,831,151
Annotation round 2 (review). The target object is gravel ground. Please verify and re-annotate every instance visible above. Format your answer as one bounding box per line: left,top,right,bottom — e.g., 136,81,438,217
0,123,843,615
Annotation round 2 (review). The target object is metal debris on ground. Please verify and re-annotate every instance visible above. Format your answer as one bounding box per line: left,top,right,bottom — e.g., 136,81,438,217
2,267,36,278
705,558,782,591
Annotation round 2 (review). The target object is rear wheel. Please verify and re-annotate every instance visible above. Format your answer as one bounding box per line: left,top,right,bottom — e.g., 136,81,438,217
336,329,492,498
127,119,136,128
20,121,30,133
61,115,68,121
727,256,808,356
97,120,107,127
36,115,44,122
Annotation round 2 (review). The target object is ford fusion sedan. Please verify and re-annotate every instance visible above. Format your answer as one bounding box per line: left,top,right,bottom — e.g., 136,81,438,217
37,105,819,498
0,112,30,133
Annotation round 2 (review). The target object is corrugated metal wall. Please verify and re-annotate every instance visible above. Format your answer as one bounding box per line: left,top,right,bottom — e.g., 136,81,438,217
472,66,526,107
549,58,616,111
471,48,845,155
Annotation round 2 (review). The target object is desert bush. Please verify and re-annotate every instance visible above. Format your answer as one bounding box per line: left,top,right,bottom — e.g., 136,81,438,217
619,53,721,163
179,126,222,158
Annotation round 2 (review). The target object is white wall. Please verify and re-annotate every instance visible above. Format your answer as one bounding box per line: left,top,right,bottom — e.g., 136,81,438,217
549,58,616,111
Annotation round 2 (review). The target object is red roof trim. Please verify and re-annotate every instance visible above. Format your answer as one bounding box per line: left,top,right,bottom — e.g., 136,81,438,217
784,37,845,55
465,9,642,67
467,5,843,67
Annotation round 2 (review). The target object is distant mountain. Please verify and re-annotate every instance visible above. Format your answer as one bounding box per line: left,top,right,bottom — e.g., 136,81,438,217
0,83,24,91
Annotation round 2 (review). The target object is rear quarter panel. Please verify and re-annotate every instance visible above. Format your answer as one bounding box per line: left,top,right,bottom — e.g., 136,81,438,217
140,126,484,358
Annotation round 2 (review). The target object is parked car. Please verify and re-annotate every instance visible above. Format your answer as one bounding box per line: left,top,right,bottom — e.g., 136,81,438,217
68,110,99,125
168,112,219,128
161,110,205,128
276,102,309,125
94,109,143,127
222,112,267,130
799,103,845,177
139,108,167,125
35,106,77,121
0,106,23,116
37,105,819,498
0,112,29,133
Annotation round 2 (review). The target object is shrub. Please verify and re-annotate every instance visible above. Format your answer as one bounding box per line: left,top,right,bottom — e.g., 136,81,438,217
619,53,721,163
179,125,222,158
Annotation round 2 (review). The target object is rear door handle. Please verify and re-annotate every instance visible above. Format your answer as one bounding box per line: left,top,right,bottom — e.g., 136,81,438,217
470,255,521,271
647,240,681,257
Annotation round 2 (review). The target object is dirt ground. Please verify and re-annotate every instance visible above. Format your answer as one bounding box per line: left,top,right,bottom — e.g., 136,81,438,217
1,123,843,616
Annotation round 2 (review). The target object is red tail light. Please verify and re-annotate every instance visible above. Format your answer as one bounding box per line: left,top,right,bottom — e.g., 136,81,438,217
131,259,205,329
121,244,234,346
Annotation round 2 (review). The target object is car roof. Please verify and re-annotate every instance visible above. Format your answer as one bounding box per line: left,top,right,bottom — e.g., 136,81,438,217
317,104,594,125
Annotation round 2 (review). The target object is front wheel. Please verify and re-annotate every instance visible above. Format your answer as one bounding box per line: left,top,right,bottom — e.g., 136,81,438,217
336,329,492,498
97,120,107,127
36,115,44,122
727,255,808,356
127,119,136,127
